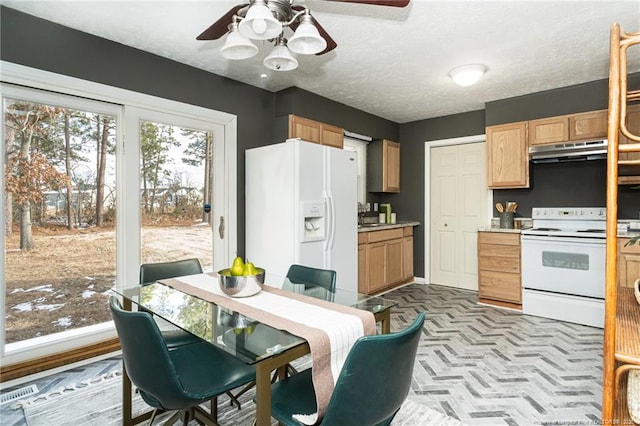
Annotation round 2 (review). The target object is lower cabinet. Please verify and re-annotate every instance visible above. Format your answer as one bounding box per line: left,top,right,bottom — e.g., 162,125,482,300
358,226,414,294
477,231,522,308
618,238,640,288
403,228,414,281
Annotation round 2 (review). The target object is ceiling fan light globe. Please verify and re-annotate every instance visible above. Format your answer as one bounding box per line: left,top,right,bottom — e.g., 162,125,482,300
288,21,327,55
221,31,258,60
238,1,282,40
263,44,298,71
448,64,487,87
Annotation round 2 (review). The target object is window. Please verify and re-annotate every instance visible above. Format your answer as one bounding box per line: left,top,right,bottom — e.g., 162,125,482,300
2,85,121,360
343,137,367,206
1,62,237,369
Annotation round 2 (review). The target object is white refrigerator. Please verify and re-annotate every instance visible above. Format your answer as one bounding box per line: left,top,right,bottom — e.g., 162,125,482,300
245,139,358,292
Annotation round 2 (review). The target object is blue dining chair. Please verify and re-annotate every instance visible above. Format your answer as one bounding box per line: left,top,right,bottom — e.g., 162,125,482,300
109,296,256,425
139,258,203,347
269,312,425,426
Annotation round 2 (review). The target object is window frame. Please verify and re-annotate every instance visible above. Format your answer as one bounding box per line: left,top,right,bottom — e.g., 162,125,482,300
343,137,368,206
0,61,237,368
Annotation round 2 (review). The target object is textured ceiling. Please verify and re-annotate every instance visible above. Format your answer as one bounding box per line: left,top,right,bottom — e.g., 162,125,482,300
4,0,640,123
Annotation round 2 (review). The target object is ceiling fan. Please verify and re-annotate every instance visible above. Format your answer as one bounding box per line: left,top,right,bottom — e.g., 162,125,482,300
197,0,410,71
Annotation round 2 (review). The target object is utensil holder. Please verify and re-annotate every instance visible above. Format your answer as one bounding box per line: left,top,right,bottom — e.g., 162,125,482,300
499,212,514,229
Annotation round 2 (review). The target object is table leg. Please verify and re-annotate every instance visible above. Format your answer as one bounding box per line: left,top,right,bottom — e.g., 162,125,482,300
255,362,272,426
254,344,311,426
375,309,391,334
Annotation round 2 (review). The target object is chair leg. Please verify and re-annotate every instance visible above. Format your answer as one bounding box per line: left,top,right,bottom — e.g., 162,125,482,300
157,410,181,426
210,396,218,422
148,409,160,425
192,405,220,426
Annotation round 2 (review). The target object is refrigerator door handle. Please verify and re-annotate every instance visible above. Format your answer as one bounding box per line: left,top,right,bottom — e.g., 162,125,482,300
325,194,335,252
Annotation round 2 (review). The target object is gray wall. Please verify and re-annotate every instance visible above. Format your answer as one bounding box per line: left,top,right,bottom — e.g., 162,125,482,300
488,76,640,220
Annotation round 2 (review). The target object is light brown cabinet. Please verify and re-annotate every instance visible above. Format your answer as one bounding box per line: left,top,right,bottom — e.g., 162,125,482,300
367,139,400,193
529,110,607,146
486,122,529,188
486,109,611,189
288,115,344,149
619,105,640,185
357,233,367,293
529,116,569,146
358,226,414,294
570,110,608,140
477,231,522,308
403,227,414,281
618,238,640,288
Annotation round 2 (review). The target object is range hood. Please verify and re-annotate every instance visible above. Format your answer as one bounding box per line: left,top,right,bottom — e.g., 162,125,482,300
529,139,608,163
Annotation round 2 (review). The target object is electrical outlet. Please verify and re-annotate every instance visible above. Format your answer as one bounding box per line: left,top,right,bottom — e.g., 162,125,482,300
374,203,378,212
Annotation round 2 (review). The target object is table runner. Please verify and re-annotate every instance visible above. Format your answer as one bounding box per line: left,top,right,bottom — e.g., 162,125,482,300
159,273,376,424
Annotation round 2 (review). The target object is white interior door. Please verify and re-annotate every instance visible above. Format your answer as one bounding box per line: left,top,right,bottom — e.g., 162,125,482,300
430,142,487,290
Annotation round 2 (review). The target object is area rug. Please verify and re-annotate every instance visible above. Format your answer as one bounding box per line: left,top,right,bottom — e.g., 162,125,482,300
17,371,464,425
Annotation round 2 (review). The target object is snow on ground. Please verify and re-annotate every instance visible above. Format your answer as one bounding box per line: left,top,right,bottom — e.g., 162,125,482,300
10,284,54,294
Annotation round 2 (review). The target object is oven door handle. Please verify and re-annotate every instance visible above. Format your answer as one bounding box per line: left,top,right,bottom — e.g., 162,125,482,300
521,235,605,245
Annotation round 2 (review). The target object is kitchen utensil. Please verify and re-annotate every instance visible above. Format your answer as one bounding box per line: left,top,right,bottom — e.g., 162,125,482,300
218,268,265,297
506,201,518,213
496,202,504,213
499,212,514,229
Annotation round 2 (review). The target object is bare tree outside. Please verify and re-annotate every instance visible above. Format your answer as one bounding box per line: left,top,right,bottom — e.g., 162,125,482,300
3,101,213,345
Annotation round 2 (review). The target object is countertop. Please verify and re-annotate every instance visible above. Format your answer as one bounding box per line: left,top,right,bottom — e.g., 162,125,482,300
477,227,524,234
358,221,420,233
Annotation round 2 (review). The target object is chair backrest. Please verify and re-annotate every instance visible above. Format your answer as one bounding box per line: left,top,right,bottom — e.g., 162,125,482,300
139,258,203,285
286,264,337,293
109,296,194,409
321,312,425,426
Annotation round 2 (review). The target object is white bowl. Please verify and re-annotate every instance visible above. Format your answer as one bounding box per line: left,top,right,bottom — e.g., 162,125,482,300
218,268,265,297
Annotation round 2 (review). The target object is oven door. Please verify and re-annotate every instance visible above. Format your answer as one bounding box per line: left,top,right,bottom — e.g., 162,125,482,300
521,235,605,299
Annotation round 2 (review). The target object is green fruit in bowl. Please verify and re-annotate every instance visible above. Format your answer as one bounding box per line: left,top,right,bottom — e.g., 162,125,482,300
243,261,258,276
230,256,245,276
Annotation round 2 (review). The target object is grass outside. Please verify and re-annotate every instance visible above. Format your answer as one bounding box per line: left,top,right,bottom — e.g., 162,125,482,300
4,221,212,344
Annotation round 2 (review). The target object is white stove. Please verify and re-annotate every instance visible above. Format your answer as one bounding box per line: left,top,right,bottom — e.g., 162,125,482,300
521,207,606,238
521,207,605,328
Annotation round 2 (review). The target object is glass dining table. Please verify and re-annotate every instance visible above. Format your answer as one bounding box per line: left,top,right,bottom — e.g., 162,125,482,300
111,273,397,426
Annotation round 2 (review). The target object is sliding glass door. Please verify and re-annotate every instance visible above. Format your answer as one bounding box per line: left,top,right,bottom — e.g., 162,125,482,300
0,72,236,368
1,85,121,356
127,107,227,275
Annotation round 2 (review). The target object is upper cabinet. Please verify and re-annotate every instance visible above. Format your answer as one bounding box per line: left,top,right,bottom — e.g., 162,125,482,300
529,116,569,146
529,110,607,146
619,105,640,185
288,115,344,149
368,139,400,193
486,109,611,188
486,122,529,188
570,110,608,140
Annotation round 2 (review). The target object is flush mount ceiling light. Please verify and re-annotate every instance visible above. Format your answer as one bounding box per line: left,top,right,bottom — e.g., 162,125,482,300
448,64,487,87
197,0,411,72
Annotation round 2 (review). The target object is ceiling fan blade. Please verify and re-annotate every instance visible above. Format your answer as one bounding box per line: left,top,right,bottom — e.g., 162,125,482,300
291,5,337,55
322,0,410,7
196,4,248,40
